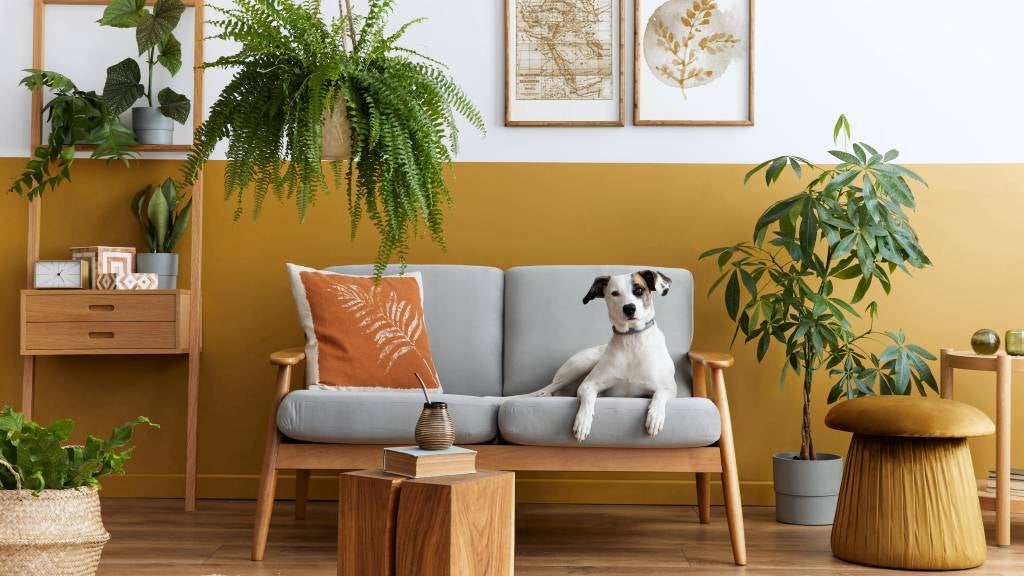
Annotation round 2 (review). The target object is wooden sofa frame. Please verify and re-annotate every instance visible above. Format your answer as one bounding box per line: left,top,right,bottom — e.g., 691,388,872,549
253,347,747,566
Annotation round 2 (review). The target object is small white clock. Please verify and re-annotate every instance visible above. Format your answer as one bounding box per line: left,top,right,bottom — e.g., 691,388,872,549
34,260,89,289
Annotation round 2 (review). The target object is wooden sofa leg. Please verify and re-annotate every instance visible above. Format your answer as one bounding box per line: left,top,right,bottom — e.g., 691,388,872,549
713,367,747,566
294,469,310,520
695,472,711,523
253,363,293,561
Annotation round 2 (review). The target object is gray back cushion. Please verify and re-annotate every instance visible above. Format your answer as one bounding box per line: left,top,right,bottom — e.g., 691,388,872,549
503,265,693,397
327,265,504,396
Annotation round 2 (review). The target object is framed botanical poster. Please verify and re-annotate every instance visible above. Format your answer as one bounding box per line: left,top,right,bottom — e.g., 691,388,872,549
634,0,753,125
505,0,625,126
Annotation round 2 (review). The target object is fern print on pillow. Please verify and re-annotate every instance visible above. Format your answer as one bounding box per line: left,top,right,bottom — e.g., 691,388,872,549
287,264,441,392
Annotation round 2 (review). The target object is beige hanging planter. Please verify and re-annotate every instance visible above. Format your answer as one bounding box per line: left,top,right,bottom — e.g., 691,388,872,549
0,487,110,576
321,98,352,161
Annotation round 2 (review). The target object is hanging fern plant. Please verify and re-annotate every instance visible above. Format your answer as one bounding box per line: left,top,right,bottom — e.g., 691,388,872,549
182,0,484,275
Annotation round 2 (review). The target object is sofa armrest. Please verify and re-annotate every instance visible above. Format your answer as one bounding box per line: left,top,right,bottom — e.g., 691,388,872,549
689,350,735,369
270,347,306,367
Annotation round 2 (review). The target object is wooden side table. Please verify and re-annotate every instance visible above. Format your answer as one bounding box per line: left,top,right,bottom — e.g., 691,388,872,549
941,348,1023,547
339,469,514,576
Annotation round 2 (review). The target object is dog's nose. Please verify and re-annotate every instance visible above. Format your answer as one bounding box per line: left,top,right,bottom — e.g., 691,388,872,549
623,304,636,317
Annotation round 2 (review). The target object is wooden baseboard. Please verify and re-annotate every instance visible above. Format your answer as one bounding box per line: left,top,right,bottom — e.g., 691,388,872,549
99,473,778,506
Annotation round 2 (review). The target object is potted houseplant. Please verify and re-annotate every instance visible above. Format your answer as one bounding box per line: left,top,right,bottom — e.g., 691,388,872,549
8,69,136,198
701,116,937,525
180,0,485,276
133,178,191,289
0,406,157,575
99,0,191,144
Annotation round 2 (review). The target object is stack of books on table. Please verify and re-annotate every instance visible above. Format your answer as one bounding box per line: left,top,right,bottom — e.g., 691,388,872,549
984,469,1024,497
383,446,477,478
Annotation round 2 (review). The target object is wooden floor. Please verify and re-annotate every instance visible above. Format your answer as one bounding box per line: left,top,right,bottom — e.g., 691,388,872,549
96,499,1024,575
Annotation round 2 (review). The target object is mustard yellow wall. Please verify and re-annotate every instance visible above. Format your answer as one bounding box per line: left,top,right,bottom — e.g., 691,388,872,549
1,158,1022,505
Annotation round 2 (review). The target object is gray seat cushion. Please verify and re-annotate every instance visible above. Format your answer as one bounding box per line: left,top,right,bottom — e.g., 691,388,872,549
327,265,504,396
503,265,694,397
277,390,501,444
498,396,720,448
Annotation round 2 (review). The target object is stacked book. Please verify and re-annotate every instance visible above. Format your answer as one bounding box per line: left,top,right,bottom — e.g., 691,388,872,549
985,469,1024,496
383,446,477,478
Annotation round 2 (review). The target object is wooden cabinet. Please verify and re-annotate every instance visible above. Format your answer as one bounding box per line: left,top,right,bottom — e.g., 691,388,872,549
20,290,190,355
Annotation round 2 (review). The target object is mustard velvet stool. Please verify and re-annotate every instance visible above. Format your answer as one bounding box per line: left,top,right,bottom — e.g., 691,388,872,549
825,396,994,570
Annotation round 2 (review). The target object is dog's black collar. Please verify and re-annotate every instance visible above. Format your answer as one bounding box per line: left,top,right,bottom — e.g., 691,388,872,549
613,318,656,336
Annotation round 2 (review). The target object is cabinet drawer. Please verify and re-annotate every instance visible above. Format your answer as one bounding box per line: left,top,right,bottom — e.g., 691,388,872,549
23,322,177,352
24,293,176,322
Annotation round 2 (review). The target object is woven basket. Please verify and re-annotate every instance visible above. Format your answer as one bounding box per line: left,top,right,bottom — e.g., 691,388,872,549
0,487,110,576
321,96,352,161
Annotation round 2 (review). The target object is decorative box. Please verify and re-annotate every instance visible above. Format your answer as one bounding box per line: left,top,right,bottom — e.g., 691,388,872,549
33,260,90,289
95,273,159,291
70,246,136,287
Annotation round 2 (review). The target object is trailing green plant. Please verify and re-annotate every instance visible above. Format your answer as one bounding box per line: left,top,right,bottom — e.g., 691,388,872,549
701,115,937,461
0,406,158,495
181,0,485,276
132,177,191,252
99,0,191,124
8,70,137,199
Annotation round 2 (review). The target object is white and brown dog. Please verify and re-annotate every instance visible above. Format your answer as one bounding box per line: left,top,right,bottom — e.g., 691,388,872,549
528,270,676,441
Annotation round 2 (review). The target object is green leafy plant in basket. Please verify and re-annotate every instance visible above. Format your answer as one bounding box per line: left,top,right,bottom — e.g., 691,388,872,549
180,0,485,276
701,115,937,461
132,178,192,253
0,406,158,495
99,0,192,140
8,70,137,199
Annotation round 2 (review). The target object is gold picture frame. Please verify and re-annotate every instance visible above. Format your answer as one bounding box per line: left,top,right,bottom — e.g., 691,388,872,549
634,0,754,126
505,0,625,127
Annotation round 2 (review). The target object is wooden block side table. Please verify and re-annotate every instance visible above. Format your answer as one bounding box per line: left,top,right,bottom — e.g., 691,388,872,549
396,471,514,576
338,469,514,576
338,470,404,576
941,348,1024,547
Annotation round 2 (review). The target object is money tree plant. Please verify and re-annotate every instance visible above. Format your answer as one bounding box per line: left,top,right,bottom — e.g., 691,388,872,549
701,116,937,461
99,0,191,125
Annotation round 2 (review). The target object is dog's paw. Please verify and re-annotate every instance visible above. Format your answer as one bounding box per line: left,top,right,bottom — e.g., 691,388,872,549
645,406,666,438
573,411,593,442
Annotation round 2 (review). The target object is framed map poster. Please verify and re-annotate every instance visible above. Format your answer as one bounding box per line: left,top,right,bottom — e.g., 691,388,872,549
505,0,624,126
634,0,753,125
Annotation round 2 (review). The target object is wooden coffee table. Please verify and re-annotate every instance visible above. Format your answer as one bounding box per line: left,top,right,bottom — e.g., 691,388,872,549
338,469,514,576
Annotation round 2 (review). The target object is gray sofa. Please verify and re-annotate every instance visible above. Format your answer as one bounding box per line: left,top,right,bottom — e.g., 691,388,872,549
254,265,746,565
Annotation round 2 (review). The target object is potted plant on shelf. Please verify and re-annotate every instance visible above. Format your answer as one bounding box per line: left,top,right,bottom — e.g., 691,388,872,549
99,0,191,144
180,0,485,276
8,70,136,199
701,116,937,525
133,178,191,289
0,406,157,575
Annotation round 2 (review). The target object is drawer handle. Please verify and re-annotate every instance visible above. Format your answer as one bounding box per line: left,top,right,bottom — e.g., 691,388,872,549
88,332,115,340
89,305,115,312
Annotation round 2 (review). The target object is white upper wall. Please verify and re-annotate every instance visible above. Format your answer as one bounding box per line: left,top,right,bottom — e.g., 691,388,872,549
2,0,1021,163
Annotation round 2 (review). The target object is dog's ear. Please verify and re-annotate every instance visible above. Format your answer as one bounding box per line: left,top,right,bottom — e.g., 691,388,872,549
638,270,673,296
583,276,610,304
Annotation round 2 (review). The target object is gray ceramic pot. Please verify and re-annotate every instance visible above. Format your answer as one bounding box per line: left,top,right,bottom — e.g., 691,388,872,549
137,252,178,289
132,107,173,145
773,451,843,525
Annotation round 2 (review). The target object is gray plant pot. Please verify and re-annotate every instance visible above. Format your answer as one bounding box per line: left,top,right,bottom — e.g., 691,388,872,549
137,252,178,289
773,451,843,525
132,107,173,145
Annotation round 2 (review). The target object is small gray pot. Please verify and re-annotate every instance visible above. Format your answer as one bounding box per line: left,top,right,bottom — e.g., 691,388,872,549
137,252,178,289
132,107,173,145
773,451,843,525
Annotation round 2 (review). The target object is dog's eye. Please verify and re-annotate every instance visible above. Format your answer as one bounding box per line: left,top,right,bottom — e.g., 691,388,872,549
632,285,644,297
610,291,620,297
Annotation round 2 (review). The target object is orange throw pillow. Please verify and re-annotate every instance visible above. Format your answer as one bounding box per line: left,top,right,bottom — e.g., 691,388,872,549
287,264,442,392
